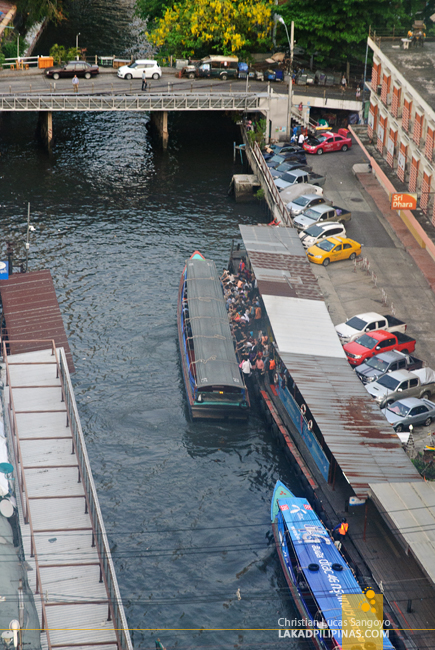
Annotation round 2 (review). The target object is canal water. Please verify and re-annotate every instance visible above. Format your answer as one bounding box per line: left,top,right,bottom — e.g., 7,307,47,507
1,5,305,650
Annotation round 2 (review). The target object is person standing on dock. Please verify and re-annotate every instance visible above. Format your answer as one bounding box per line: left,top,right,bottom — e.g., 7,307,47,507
72,75,79,93
333,518,349,544
142,69,148,91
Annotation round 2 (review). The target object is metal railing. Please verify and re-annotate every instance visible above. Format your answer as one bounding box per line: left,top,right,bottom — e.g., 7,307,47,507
2,340,133,650
57,347,133,650
0,92,263,112
2,55,40,69
241,127,292,226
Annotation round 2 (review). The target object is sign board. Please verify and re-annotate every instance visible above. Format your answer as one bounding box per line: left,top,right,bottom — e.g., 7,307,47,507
387,136,395,156
391,192,418,210
368,111,375,129
0,261,9,280
377,122,384,141
349,496,366,506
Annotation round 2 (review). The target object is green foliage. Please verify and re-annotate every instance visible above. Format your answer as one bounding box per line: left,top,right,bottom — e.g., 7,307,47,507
277,0,409,63
412,454,435,480
2,36,26,59
49,44,80,63
136,0,171,23
247,118,266,148
255,187,265,200
16,0,65,30
0,52,5,68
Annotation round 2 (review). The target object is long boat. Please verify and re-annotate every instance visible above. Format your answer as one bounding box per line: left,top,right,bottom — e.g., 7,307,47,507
271,481,395,650
177,251,250,419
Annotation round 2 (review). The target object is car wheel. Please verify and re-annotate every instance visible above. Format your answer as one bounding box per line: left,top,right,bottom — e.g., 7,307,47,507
317,148,323,155
322,258,330,267
152,73,160,80
188,72,195,79
126,73,132,80
395,424,404,432
53,73,59,80
421,391,430,400
85,72,91,79
341,144,349,152
221,73,228,81
424,417,432,427
402,349,409,355
349,252,357,260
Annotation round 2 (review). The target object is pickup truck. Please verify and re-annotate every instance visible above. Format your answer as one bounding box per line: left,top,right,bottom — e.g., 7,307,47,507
275,168,326,190
293,204,351,231
355,350,423,384
335,312,407,344
365,367,435,408
343,330,417,367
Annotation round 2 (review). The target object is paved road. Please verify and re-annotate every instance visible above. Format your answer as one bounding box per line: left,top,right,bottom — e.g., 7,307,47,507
0,68,361,101
307,141,435,448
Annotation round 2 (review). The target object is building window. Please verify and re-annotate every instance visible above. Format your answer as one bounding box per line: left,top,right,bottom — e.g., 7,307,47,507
387,129,397,168
391,86,401,118
397,144,407,182
371,63,380,91
377,117,386,154
368,104,377,139
421,172,432,215
381,74,390,105
403,99,412,133
425,127,434,162
413,113,423,145
409,157,419,193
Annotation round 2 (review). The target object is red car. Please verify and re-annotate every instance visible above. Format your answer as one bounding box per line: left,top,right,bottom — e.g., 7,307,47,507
303,129,352,155
343,330,417,367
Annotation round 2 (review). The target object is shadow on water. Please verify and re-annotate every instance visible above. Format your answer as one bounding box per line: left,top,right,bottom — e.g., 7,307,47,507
0,101,304,649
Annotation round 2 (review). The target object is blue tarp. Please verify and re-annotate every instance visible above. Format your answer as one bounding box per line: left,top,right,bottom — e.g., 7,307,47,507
278,495,394,648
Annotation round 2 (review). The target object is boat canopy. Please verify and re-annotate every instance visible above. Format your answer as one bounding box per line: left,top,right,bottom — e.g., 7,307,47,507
185,257,243,390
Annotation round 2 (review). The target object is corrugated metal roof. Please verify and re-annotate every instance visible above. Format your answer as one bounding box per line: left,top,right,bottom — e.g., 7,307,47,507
369,481,435,587
239,225,422,497
263,296,346,358
0,270,75,373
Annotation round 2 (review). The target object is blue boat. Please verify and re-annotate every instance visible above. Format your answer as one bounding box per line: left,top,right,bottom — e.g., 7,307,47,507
271,481,395,650
177,251,250,419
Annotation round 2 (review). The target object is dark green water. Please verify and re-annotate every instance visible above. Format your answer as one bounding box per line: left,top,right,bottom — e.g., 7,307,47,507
1,5,306,649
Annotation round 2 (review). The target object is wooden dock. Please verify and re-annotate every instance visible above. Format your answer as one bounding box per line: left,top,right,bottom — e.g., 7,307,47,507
2,343,132,650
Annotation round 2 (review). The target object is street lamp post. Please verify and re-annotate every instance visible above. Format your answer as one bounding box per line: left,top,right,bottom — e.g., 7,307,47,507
277,16,294,142
76,33,81,59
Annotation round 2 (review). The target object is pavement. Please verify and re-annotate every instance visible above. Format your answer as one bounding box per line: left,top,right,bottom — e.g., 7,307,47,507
304,140,435,455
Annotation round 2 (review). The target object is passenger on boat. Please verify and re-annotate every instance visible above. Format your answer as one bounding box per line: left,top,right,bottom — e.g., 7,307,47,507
333,518,349,543
241,357,252,377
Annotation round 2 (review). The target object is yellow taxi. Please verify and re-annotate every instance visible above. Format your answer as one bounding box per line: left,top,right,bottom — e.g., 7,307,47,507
306,236,362,267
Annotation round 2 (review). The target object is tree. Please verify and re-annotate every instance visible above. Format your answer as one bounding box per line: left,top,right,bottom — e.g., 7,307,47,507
136,0,172,23
16,0,65,29
147,0,274,58
277,0,407,63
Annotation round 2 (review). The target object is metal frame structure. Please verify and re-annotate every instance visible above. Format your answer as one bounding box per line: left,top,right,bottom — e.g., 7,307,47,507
0,92,263,112
2,340,133,650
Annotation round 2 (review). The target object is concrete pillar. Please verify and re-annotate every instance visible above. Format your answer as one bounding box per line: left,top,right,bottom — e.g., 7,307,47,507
37,111,53,152
151,111,169,148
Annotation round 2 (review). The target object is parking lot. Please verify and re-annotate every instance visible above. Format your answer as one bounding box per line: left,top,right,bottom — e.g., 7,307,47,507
305,141,435,452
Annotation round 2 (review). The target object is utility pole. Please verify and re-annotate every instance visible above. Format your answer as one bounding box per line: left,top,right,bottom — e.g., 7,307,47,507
25,203,30,273
277,16,294,141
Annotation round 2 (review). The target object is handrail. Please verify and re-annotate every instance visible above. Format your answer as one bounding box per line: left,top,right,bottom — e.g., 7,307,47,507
247,134,293,226
2,340,133,650
2,339,53,650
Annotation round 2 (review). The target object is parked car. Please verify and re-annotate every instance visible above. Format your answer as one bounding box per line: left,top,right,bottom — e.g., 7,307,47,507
343,330,417,367
356,351,424,384
382,397,435,433
335,312,407,344
281,184,324,205
293,204,351,231
182,55,238,80
267,153,307,167
306,236,361,266
270,162,312,178
46,61,99,80
303,130,352,155
288,194,330,217
117,59,162,80
366,367,435,408
275,168,326,190
299,222,346,248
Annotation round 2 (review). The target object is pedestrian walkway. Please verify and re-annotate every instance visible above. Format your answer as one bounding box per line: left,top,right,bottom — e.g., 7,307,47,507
2,344,132,650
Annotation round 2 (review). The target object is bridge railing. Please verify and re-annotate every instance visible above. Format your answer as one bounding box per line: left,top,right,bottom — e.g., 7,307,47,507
3,55,40,69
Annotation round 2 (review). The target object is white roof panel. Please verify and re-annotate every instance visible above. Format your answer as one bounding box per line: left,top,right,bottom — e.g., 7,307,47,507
262,295,346,358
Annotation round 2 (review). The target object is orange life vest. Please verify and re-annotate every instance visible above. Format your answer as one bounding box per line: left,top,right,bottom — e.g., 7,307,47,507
269,359,276,371
338,522,349,535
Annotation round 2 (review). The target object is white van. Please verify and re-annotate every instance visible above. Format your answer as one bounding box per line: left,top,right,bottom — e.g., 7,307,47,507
117,60,162,80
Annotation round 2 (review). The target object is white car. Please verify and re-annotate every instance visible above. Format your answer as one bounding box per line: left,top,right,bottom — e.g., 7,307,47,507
299,222,346,249
117,60,162,80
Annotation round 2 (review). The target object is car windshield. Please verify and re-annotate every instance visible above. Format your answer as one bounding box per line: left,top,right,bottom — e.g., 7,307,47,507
366,357,389,371
129,62,138,68
345,316,367,331
317,136,327,142
354,334,378,349
293,196,310,207
304,208,320,220
276,163,290,172
316,240,335,252
377,375,400,390
304,225,323,237
387,402,410,417
281,174,296,183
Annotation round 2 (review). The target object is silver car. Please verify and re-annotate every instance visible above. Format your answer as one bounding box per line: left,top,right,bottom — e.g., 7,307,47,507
288,194,329,217
382,396,435,432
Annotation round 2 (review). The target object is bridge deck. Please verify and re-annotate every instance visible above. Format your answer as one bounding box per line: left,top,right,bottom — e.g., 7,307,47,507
3,347,131,650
